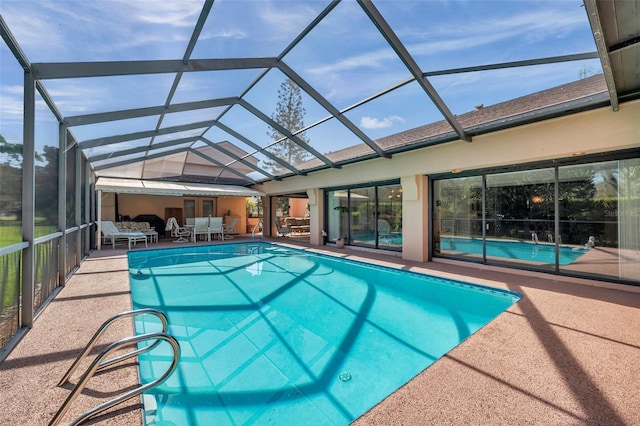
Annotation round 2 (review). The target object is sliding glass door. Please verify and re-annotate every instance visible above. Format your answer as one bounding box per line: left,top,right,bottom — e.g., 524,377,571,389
433,176,483,262
326,181,402,250
558,159,640,281
433,156,640,284
349,187,375,246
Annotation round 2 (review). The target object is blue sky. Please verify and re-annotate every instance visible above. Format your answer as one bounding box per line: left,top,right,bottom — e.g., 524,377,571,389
1,0,601,173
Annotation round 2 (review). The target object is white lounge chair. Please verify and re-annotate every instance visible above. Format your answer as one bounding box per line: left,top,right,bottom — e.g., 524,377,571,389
166,217,191,242
100,221,147,250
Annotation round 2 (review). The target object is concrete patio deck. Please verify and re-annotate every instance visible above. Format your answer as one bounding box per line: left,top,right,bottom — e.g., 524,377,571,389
1,237,638,425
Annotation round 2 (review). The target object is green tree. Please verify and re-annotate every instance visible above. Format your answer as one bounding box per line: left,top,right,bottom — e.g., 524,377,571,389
263,79,310,173
0,134,24,217
0,133,43,165
34,145,59,226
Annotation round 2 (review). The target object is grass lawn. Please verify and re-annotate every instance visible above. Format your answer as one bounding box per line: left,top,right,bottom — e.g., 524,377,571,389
0,220,22,247
1,221,59,346
1,226,21,347
0,220,59,247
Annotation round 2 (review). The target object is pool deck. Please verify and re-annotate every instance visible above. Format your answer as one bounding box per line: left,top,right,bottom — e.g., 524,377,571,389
1,236,639,425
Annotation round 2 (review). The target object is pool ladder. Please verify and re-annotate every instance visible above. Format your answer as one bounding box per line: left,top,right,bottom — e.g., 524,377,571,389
251,220,263,239
49,308,180,426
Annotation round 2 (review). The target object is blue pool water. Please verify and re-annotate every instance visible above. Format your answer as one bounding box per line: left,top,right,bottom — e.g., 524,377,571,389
351,231,402,246
440,237,587,265
128,243,520,425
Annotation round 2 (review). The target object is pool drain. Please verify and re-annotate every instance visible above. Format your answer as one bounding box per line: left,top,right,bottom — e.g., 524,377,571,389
338,371,352,382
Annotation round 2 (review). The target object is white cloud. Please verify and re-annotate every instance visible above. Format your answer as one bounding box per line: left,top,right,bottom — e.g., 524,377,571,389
0,95,23,119
110,0,203,27
1,0,201,60
307,5,588,78
199,28,248,41
360,115,405,130
0,3,67,53
259,1,319,35
306,44,401,76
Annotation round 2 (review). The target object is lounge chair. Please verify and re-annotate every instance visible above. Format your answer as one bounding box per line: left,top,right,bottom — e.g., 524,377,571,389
100,220,147,249
274,217,291,237
209,217,224,240
166,217,191,242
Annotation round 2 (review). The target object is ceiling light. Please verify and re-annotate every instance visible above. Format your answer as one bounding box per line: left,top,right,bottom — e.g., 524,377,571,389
452,168,463,173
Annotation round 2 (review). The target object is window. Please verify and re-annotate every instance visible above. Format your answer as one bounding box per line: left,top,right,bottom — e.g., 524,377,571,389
184,199,195,222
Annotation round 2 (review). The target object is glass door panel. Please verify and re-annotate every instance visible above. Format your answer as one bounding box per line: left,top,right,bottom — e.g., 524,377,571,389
377,184,403,249
485,169,555,270
350,187,376,247
559,159,640,282
433,176,483,261
327,190,348,242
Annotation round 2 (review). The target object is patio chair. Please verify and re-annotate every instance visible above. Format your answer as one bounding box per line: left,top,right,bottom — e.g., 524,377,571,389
274,217,291,237
166,217,191,242
377,219,392,243
100,220,147,249
223,217,238,239
209,217,224,240
193,217,211,241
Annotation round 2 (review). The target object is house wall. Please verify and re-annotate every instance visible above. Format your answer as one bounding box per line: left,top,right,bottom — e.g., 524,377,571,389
100,192,116,221
289,198,308,218
115,194,177,221
255,100,640,261
258,101,640,195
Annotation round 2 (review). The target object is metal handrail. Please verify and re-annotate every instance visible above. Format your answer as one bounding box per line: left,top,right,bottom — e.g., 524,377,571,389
58,308,168,386
251,220,263,239
50,332,180,426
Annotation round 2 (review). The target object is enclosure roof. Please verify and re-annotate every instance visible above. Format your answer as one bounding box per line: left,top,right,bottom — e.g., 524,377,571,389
95,177,264,197
1,1,638,186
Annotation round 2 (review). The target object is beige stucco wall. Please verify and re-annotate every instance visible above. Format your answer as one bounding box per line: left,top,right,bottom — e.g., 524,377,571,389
255,100,640,259
288,198,308,217
258,101,639,195
100,193,249,232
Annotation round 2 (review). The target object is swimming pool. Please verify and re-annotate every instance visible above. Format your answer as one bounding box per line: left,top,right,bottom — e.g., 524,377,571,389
128,242,520,425
351,231,403,246
440,237,587,265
